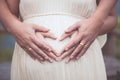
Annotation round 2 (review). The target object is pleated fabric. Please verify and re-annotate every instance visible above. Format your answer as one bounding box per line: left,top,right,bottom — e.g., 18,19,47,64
11,0,107,80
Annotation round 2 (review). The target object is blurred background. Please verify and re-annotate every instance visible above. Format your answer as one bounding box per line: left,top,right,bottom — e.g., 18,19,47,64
0,1,120,80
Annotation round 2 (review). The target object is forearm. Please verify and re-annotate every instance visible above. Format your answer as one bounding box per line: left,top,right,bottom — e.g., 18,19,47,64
6,0,19,17
91,0,117,22
0,0,20,33
98,15,118,35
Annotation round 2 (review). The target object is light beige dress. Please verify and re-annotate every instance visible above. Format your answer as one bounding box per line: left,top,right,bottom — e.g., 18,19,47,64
11,0,107,80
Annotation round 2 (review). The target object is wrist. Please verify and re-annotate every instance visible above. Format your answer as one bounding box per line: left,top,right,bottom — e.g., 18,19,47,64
90,15,104,26
2,15,21,34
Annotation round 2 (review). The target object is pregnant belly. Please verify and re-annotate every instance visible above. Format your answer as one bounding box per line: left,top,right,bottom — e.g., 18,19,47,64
23,15,85,52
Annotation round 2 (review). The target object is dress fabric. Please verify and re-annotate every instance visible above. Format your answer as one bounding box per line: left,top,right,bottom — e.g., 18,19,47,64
11,0,107,80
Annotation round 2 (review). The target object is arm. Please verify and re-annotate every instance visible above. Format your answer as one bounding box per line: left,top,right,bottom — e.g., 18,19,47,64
6,0,19,17
59,8,118,40
0,0,58,62
96,0,118,35
99,7,118,35
91,0,118,22
0,0,20,32
59,0,118,62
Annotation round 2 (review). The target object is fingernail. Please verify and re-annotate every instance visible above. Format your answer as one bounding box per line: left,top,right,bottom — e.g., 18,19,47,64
65,60,69,64
50,59,53,63
56,58,62,62
65,59,70,63
56,53,61,57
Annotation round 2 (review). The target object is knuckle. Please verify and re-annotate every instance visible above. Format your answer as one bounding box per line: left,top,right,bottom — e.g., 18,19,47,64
71,54,75,57
20,43,25,48
72,41,76,45
34,53,38,57
80,32,86,37
23,36,32,43
38,41,43,46
45,56,49,60
28,35,32,40
29,36,35,41
41,54,46,58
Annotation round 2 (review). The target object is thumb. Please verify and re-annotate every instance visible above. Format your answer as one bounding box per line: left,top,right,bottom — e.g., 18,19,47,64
65,22,80,33
41,31,57,40
59,32,74,41
34,25,50,32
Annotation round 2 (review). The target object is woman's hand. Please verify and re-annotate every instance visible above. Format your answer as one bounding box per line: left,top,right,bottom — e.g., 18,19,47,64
59,17,103,63
10,22,58,63
36,31,59,62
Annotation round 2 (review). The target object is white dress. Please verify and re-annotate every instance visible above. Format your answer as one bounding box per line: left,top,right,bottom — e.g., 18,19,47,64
11,0,107,80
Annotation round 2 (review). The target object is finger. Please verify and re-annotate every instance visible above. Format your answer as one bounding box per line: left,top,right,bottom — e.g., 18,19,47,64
59,38,78,55
65,45,82,63
28,49,45,63
71,31,78,39
76,41,92,60
24,47,44,63
59,31,74,41
59,31,78,55
69,41,86,60
42,41,59,56
59,46,76,60
65,22,80,33
30,42,53,63
65,57,71,63
59,33,70,41
25,44,45,61
64,34,82,51
41,31,57,40
43,50,57,61
33,25,50,32
32,35,51,52
36,33,59,57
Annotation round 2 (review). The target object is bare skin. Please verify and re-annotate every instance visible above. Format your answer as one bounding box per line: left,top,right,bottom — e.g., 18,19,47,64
59,0,118,63
0,0,59,63
0,0,118,63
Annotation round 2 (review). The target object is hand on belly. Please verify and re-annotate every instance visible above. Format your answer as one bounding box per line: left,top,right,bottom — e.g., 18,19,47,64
24,15,82,62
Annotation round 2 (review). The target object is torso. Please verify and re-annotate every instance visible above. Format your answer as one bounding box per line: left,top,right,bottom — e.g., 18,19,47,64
19,0,97,20
11,1,107,80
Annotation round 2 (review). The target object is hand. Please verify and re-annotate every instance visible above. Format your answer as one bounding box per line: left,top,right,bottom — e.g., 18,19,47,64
11,22,58,63
59,17,103,63
36,31,59,62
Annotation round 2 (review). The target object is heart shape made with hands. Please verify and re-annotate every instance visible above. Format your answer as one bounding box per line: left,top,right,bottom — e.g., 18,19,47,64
36,32,70,54
25,15,81,55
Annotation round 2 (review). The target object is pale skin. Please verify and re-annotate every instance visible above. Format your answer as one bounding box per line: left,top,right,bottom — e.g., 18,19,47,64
58,7,118,63
59,0,118,63
0,0,118,63
0,0,58,63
